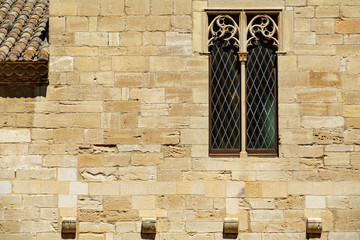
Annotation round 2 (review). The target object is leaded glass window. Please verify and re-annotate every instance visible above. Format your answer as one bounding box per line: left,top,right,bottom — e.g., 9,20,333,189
208,12,279,156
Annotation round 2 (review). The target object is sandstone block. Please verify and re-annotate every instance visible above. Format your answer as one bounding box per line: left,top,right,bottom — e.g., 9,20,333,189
112,56,149,72
311,19,335,34
78,0,100,16
245,182,262,198
294,7,314,18
296,88,337,103
130,88,165,103
294,32,316,44
262,182,287,198
174,0,191,14
309,72,340,87
104,129,142,144
118,166,156,180
315,6,339,18
97,17,125,31
301,116,344,128
317,34,343,45
344,105,360,117
298,56,339,72
151,0,173,15
226,181,245,198
336,19,360,34
143,129,179,144
89,183,120,195
132,196,156,210
295,45,336,55
250,210,283,222
50,0,77,15
125,0,150,15
185,222,222,233
180,129,208,144
101,0,124,15
280,129,313,144
294,18,310,31
299,146,324,158
147,16,171,31
58,195,77,208
75,32,108,46
150,57,186,72
324,152,350,166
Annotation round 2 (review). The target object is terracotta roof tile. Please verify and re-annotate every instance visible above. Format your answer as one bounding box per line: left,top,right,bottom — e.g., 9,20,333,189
0,0,49,61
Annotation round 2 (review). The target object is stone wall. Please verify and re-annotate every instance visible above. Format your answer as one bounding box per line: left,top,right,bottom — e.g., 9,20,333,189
1,0,360,239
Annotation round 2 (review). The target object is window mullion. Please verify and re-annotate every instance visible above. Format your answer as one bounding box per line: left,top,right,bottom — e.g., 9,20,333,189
239,11,248,157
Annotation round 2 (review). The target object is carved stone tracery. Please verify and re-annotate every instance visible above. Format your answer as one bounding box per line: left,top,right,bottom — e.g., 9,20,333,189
208,14,240,49
246,14,279,49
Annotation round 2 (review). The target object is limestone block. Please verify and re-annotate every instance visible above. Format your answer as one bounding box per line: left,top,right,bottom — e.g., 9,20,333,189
294,32,316,44
174,0,191,14
336,19,360,34
171,15,192,31
66,16,89,32
118,166,156,180
180,129,208,144
50,0,77,15
250,210,284,222
58,195,77,208
149,57,186,72
20,221,55,233
143,129,179,145
308,0,339,5
185,221,222,233
311,19,335,34
125,0,150,15
78,234,104,240
315,6,339,18
205,181,225,197
16,169,56,180
89,183,120,195
310,72,340,87
50,17,65,32
296,88,337,103
0,181,11,194
298,56,340,72
329,232,360,240
75,32,108,46
262,182,287,198
347,57,360,74
317,34,343,45
280,129,313,144
130,88,165,103
294,18,310,31
70,182,88,195
208,0,284,8
126,17,146,31
294,7,314,18
245,182,262,197
97,17,125,31
104,129,142,144
299,146,323,158
247,198,275,209
132,196,156,210
301,116,344,128
112,56,149,72
306,196,325,209
101,0,124,15
165,88,192,103
344,34,360,45
78,0,100,16
226,181,245,198
343,74,360,91
147,16,171,31
151,0,172,15
344,106,360,117
49,56,74,72
324,152,350,166
176,182,204,195
295,45,336,55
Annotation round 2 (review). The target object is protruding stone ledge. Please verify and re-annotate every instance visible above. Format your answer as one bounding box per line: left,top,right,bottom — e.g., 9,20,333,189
141,218,156,234
307,218,322,234
223,218,238,234
62,218,76,234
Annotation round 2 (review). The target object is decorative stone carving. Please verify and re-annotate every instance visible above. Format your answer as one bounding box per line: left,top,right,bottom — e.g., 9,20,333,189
246,14,279,48
208,14,240,49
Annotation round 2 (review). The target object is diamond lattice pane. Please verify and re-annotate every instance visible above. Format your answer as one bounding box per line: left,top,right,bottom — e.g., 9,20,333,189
246,40,276,150
210,39,241,151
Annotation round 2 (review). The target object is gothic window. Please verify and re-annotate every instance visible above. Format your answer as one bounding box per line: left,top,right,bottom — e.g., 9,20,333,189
208,11,279,156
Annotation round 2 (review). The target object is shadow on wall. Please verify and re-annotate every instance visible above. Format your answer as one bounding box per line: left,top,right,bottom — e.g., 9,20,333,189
0,85,47,98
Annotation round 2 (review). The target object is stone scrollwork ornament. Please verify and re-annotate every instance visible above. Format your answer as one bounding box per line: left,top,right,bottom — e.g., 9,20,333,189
208,14,240,49
246,14,279,49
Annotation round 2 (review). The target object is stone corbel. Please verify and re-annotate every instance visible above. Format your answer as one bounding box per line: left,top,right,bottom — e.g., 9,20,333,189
223,217,238,234
62,218,76,234
307,218,322,234
141,218,156,234
238,52,248,63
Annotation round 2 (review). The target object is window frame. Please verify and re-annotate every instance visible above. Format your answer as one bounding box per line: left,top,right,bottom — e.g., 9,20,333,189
207,9,282,157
